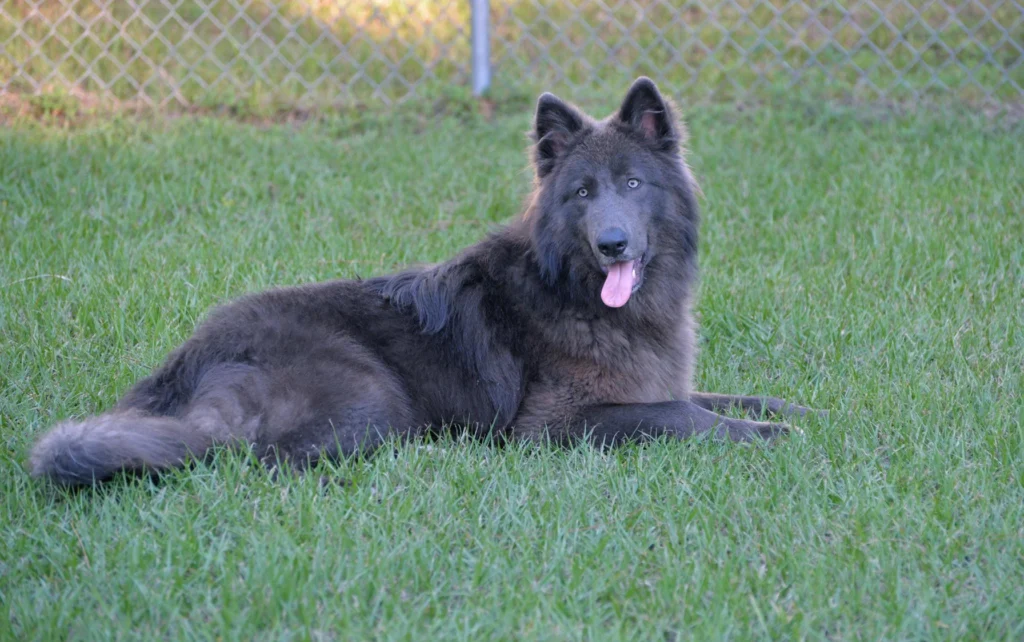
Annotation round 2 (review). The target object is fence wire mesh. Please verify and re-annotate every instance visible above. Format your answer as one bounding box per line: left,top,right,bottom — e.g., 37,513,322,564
1,1,1022,108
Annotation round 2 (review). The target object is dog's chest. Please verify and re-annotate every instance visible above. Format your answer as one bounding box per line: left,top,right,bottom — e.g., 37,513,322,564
556,317,685,404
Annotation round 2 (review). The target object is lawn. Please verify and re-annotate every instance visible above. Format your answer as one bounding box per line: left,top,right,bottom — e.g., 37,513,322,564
1,98,1022,640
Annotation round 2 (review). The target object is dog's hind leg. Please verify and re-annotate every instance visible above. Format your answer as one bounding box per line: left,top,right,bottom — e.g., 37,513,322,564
181,359,418,476
241,351,419,473
687,392,816,420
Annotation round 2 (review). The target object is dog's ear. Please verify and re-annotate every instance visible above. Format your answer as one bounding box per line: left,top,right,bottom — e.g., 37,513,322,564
532,92,584,178
618,77,677,151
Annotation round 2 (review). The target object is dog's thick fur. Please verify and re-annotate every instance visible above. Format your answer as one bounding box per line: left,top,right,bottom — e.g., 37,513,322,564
30,78,812,487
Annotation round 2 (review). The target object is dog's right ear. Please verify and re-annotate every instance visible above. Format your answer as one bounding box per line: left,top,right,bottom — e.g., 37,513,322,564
532,92,584,178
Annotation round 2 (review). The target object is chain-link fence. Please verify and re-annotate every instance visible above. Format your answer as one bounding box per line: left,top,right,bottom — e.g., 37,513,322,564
1,1,1022,109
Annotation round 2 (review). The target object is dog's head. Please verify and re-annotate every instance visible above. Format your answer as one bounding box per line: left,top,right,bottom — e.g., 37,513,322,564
527,77,699,309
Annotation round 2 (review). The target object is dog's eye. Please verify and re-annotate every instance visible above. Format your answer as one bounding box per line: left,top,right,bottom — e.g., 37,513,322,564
577,188,588,198
627,178,641,189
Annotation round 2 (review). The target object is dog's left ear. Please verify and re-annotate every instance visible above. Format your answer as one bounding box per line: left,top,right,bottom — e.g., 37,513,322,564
618,77,677,151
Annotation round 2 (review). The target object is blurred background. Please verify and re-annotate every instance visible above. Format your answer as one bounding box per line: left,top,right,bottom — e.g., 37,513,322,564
2,0,1022,114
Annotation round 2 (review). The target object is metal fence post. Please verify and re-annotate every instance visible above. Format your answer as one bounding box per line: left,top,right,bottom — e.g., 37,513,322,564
471,0,491,96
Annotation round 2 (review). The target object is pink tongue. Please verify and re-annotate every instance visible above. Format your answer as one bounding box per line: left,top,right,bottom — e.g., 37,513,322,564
601,260,636,308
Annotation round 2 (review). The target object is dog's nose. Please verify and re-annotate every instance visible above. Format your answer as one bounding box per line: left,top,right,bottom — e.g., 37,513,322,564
596,227,629,258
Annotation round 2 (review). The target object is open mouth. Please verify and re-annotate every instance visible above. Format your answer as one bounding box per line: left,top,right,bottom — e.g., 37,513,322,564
600,253,646,308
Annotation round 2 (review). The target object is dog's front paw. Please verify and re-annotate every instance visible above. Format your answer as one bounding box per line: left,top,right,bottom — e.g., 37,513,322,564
761,398,813,419
727,420,799,442
767,399,833,422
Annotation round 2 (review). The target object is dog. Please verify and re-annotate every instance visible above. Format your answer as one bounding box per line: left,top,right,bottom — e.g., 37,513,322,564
30,77,813,487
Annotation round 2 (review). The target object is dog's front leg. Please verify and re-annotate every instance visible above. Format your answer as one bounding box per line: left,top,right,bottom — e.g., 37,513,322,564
687,392,817,420
558,400,791,447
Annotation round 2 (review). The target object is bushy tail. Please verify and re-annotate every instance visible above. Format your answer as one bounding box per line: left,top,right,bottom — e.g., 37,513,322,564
29,411,211,487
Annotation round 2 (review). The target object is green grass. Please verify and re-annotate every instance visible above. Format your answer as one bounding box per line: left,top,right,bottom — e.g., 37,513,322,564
1,0,1022,110
1,99,1023,640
